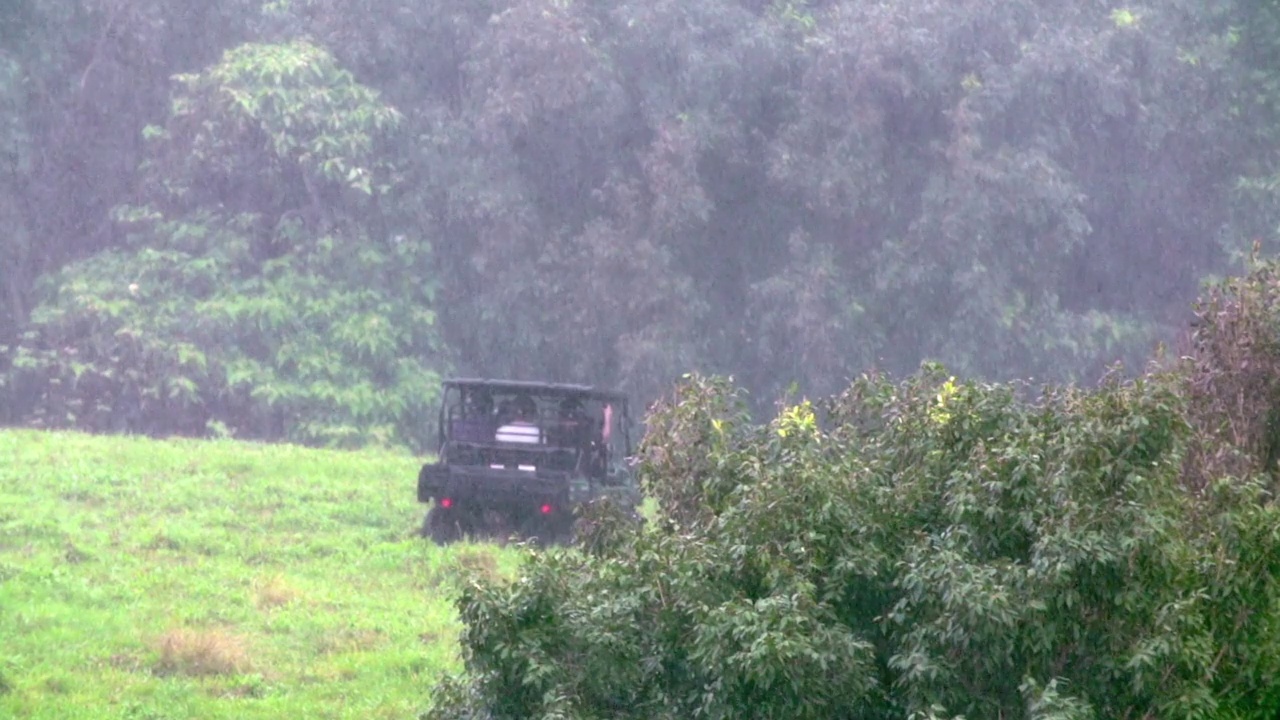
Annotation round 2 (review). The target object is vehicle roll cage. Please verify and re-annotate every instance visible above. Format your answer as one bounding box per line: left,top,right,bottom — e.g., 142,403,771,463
434,378,634,475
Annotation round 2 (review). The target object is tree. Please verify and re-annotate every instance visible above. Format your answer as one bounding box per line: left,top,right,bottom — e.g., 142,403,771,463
7,0,1280,443
0,0,262,420
0,54,30,369
8,40,445,449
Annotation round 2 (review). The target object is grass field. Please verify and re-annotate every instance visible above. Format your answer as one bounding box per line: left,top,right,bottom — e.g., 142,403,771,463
0,428,524,719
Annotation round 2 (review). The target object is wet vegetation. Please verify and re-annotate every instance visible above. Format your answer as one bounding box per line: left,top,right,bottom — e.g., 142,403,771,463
5,0,1280,442
427,261,1280,719
0,428,518,718
5,0,1280,717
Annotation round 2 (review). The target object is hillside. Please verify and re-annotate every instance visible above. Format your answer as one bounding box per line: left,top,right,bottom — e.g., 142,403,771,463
0,429,516,719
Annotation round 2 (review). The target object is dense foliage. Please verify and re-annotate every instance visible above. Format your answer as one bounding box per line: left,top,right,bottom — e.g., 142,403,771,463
4,0,1280,442
424,261,1280,719
6,40,441,448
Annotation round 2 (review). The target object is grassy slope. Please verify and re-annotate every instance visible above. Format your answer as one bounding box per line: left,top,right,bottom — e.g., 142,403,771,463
0,429,521,719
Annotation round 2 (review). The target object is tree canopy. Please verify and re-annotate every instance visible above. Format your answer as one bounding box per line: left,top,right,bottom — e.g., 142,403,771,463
2,0,1280,442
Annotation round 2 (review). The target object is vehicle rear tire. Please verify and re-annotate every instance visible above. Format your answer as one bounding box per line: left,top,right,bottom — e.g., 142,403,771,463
552,518,577,546
474,509,516,543
505,512,546,547
557,513,581,545
422,506,465,545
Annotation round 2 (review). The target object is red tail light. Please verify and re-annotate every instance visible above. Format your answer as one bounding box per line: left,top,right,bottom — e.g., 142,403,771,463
440,497,453,509
540,503,552,515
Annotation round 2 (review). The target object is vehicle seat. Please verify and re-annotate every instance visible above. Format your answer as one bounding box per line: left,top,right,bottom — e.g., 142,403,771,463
451,418,492,443
496,421,541,444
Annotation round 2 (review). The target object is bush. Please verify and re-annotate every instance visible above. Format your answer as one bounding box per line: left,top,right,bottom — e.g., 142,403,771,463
1180,254,1280,493
425,361,1280,719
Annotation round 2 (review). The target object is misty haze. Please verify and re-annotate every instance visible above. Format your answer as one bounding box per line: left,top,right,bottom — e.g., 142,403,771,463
3,0,1272,444
4,0,1280,718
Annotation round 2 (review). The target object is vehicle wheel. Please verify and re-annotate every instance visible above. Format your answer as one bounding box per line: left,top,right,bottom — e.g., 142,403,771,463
505,512,551,548
422,506,464,545
470,509,514,544
507,511,536,546
537,515,576,547
553,517,577,546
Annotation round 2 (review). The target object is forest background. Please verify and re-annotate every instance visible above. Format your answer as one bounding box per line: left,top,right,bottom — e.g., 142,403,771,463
3,0,1280,450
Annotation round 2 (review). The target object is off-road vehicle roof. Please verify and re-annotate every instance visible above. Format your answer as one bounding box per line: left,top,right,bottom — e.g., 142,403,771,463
442,378,628,403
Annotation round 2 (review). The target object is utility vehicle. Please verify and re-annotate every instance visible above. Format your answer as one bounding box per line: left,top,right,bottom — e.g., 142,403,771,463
416,378,641,545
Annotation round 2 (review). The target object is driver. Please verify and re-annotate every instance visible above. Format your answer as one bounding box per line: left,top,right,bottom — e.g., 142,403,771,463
466,388,494,420
555,397,586,447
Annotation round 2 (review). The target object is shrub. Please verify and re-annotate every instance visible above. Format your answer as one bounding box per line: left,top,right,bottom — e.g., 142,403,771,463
425,362,1280,719
1180,253,1280,492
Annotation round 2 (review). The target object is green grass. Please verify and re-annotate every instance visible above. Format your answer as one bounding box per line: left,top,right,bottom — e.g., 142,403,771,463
0,428,523,719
